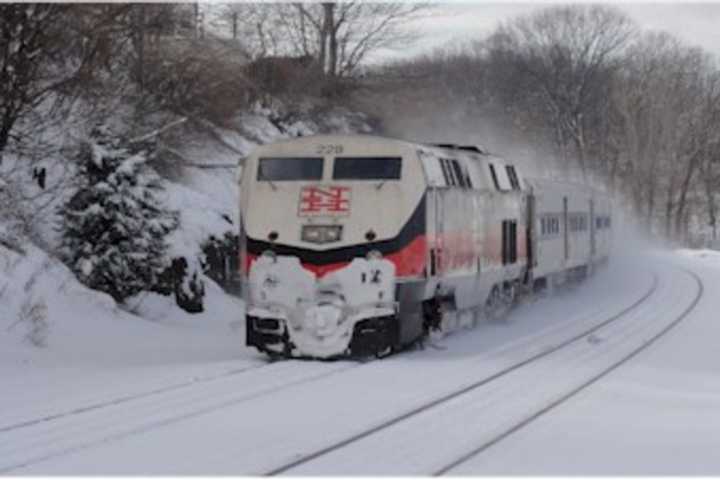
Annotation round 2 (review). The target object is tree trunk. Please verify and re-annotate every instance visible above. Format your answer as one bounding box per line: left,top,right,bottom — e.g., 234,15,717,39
570,117,588,182
321,3,334,76
646,180,656,233
327,4,338,77
674,153,700,239
665,174,676,240
701,160,717,243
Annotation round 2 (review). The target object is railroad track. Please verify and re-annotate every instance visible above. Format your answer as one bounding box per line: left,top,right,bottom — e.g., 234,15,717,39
265,270,665,475
1,265,672,475
0,358,359,473
434,267,703,475
265,270,704,476
0,361,269,434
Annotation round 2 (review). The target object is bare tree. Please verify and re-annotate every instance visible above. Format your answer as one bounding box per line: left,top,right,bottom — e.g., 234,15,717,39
496,5,636,179
613,32,683,229
0,4,132,163
217,2,429,78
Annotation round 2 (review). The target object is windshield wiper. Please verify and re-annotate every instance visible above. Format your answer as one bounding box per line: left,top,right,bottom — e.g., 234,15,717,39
258,171,279,191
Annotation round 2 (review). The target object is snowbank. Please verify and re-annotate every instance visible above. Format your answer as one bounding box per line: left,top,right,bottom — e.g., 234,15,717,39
0,230,247,369
160,180,236,261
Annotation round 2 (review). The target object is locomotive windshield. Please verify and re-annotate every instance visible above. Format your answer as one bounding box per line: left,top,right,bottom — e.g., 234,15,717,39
332,156,402,180
257,157,324,181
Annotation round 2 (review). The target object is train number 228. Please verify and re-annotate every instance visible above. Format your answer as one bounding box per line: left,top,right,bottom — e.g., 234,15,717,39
316,144,344,155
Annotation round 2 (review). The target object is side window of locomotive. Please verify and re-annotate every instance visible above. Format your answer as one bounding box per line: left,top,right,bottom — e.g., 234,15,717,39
488,164,500,190
463,165,474,188
257,157,324,181
506,165,521,190
450,160,467,188
333,157,402,180
439,158,450,185
439,158,458,187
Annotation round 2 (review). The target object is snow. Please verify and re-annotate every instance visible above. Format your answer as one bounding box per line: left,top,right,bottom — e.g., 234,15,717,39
0,227,267,457
160,180,235,260
455,251,720,475
248,254,396,357
2,245,718,474
0,232,250,368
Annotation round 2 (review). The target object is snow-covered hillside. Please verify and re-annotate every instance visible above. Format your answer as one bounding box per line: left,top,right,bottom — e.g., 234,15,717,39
0,228,248,369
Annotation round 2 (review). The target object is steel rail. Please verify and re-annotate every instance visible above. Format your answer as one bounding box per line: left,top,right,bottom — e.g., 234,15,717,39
434,267,703,475
266,271,660,475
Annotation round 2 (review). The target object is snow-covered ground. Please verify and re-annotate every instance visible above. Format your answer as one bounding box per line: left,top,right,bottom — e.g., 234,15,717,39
1,247,718,474
0,235,264,432
460,249,720,475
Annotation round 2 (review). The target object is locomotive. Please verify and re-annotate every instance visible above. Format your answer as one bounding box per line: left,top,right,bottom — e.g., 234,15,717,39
238,134,612,358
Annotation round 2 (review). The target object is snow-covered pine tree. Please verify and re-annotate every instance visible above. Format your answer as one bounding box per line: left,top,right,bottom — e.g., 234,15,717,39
58,125,179,303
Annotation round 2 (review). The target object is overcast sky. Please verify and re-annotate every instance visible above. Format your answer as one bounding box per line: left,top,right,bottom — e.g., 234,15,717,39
379,2,720,61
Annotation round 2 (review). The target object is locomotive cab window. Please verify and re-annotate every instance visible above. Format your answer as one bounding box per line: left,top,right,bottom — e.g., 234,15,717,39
506,165,521,190
439,158,457,186
257,157,324,181
451,159,467,188
332,156,402,180
488,164,500,190
439,158,451,186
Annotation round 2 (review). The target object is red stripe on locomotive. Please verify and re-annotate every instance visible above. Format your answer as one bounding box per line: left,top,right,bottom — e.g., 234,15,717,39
243,236,428,279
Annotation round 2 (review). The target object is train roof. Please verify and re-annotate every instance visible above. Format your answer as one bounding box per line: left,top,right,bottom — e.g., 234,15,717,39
248,134,500,158
250,133,417,150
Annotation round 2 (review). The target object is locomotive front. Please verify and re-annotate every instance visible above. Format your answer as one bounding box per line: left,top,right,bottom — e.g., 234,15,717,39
238,135,427,358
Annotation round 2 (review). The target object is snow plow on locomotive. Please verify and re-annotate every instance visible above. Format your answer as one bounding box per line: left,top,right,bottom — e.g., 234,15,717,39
237,134,612,359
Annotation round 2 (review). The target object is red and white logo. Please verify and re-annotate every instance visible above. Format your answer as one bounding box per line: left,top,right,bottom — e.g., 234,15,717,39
299,186,351,216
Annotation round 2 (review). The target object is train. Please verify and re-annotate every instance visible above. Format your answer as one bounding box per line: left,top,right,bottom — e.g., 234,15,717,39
237,134,612,359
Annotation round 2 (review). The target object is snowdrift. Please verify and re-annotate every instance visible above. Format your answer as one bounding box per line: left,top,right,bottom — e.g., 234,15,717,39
0,226,248,368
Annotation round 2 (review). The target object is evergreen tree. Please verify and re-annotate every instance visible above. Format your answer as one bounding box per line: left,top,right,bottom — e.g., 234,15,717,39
59,125,178,303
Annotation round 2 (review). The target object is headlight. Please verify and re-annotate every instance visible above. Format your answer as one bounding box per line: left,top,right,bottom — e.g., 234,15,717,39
366,249,383,260
260,250,277,262
301,225,343,244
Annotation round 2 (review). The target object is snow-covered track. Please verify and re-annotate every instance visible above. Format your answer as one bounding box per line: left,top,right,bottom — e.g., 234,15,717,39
265,270,662,475
0,362,270,434
2,264,678,475
0,359,360,474
435,267,703,475
270,265,701,475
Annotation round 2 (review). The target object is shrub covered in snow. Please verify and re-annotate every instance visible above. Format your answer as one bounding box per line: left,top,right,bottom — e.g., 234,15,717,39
202,232,240,294
58,125,178,303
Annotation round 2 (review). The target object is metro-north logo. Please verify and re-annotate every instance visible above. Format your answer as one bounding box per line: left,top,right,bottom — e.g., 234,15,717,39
299,186,351,216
